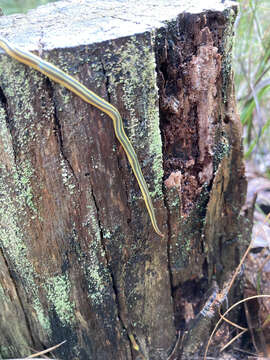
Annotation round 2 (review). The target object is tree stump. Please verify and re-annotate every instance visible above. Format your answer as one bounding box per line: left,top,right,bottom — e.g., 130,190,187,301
0,1,250,359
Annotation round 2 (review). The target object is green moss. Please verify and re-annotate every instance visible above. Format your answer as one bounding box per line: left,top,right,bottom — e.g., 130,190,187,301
0,345,14,358
167,188,181,208
213,136,231,172
45,273,75,326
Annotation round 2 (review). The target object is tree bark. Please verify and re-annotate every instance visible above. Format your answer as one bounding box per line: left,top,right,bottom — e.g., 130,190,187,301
0,1,250,359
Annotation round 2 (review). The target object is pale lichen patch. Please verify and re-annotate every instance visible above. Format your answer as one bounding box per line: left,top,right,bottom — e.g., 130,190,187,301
0,57,43,152
81,195,110,306
85,229,109,306
221,7,237,103
0,102,51,334
60,158,76,194
103,34,163,199
44,273,75,326
13,159,37,216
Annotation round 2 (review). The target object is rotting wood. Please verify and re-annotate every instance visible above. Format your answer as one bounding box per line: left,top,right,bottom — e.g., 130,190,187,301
0,1,251,359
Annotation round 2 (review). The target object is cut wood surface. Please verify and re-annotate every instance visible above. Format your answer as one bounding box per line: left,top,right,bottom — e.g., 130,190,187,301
0,1,251,359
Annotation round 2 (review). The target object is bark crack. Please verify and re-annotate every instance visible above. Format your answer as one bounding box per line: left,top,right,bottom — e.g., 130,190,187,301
0,86,8,113
90,186,134,358
153,37,176,332
99,59,139,357
45,78,80,191
163,188,175,309
100,58,132,224
0,86,18,163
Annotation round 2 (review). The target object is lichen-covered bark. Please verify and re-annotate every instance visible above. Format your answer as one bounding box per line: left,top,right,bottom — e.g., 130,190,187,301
0,24,173,360
0,1,248,360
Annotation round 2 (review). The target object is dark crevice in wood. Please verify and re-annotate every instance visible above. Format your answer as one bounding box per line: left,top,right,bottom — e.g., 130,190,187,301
158,94,175,336
162,186,175,321
100,57,132,226
99,58,143,358
173,277,209,332
45,77,79,186
0,86,18,163
0,84,7,107
89,184,133,357
100,59,111,104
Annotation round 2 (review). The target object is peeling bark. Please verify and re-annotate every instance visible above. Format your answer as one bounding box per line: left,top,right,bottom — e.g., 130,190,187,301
0,1,249,360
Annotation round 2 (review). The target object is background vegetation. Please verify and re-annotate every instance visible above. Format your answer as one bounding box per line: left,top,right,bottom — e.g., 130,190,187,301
0,0,57,15
234,0,270,171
